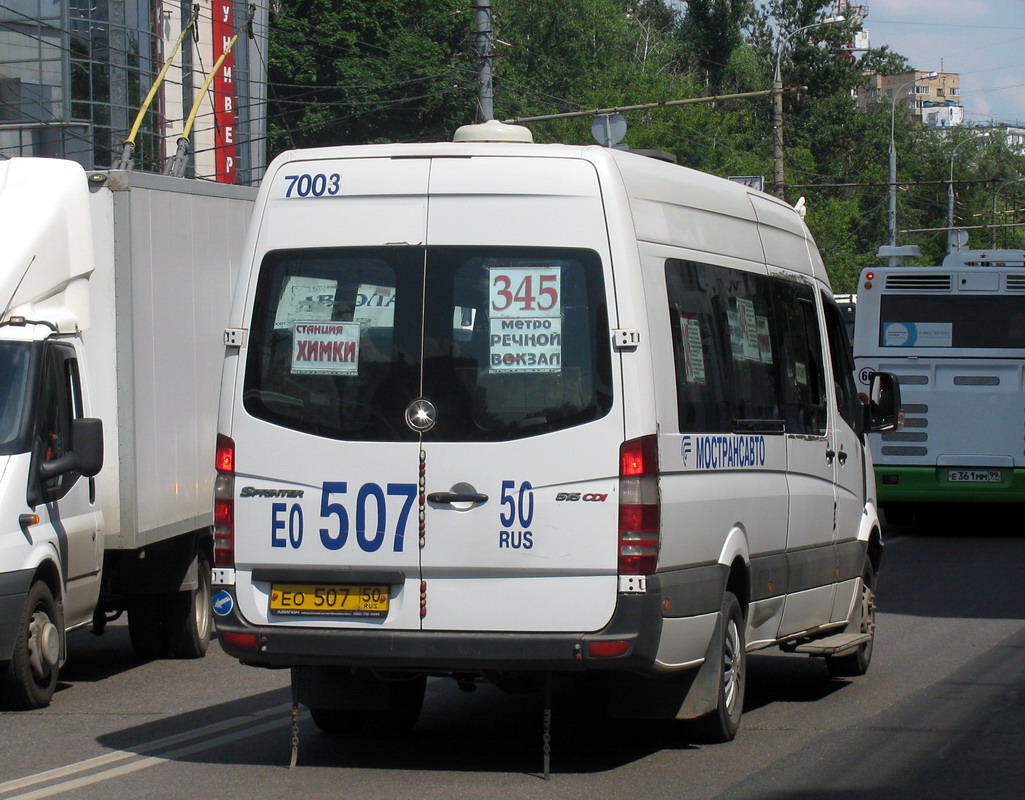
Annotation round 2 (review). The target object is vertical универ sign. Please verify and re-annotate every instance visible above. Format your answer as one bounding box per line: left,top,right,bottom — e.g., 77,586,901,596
212,2,237,182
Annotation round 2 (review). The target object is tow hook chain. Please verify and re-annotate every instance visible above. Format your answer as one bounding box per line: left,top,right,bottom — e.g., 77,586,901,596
543,672,552,780
289,671,300,770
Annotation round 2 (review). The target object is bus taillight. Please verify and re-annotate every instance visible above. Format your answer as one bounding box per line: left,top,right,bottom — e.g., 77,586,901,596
618,435,660,575
214,434,235,568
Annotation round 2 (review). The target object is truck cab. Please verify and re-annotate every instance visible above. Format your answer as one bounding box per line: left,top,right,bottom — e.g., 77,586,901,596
0,318,104,708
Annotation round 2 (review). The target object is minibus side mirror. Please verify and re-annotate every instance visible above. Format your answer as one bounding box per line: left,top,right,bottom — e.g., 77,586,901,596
39,417,104,478
866,372,902,433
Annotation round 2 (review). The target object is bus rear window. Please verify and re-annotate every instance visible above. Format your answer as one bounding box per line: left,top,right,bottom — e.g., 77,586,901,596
879,295,1025,348
243,246,612,442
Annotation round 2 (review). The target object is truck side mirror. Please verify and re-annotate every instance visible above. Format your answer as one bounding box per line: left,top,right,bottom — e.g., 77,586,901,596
39,417,104,478
866,372,902,433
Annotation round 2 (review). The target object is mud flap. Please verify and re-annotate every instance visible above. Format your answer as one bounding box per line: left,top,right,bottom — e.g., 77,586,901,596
606,608,723,720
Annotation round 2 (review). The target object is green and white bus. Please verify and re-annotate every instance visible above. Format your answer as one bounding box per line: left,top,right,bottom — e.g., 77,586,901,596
854,249,1025,514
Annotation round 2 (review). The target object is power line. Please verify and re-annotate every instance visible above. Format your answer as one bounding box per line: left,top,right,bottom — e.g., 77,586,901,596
787,177,999,189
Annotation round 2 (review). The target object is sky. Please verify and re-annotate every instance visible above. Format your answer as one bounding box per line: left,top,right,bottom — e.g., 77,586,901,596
857,0,1025,125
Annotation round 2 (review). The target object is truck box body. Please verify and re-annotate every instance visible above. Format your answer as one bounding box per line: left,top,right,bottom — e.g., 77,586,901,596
87,169,254,550
0,158,255,709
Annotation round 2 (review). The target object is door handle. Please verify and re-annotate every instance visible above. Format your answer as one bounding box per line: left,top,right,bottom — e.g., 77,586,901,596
837,449,848,465
825,449,836,464
426,492,489,505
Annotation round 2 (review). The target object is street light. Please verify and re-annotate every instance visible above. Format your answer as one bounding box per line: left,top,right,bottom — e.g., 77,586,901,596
887,71,938,254
772,15,845,199
947,130,989,252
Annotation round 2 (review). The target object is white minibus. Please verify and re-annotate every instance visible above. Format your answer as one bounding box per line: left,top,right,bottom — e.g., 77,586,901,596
212,121,899,744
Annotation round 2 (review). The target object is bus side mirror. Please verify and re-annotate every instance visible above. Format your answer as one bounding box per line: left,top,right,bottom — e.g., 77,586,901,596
866,372,902,433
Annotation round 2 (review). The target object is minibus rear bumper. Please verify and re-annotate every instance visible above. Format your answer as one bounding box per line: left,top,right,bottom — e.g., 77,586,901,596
214,586,674,675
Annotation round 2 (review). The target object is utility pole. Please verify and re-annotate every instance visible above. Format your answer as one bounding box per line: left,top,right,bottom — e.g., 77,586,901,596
772,16,845,199
772,78,784,198
475,0,494,122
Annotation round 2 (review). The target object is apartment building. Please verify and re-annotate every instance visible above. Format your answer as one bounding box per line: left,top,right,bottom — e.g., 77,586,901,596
855,70,964,128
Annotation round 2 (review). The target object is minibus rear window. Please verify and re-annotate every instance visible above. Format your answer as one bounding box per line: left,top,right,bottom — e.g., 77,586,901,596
243,246,612,442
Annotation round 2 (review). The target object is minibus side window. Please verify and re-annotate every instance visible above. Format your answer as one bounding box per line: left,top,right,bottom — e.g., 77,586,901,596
772,281,827,436
822,294,863,435
665,260,785,434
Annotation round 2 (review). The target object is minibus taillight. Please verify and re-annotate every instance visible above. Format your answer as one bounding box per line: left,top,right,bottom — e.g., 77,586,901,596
618,435,660,575
214,434,235,568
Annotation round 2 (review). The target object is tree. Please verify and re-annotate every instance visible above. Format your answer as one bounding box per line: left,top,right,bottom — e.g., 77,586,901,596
859,45,911,76
677,1,754,92
266,0,474,154
491,0,695,149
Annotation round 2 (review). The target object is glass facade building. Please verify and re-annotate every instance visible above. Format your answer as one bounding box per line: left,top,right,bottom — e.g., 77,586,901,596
0,1,267,184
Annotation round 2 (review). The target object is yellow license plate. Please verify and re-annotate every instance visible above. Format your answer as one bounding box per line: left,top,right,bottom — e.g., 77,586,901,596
269,583,389,617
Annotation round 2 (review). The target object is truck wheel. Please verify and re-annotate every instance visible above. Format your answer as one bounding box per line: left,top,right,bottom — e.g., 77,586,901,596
826,562,877,678
1,581,62,710
128,599,167,659
689,591,746,743
167,552,212,659
310,674,427,736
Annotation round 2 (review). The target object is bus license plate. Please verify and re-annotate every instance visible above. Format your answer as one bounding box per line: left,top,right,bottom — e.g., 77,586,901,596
269,583,389,617
947,470,1002,483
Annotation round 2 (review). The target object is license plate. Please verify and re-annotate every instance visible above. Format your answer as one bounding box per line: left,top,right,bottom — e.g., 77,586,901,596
947,469,1002,483
269,583,389,617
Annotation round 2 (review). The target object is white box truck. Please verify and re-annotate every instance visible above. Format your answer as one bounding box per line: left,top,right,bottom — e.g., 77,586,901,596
0,157,255,709
212,121,900,744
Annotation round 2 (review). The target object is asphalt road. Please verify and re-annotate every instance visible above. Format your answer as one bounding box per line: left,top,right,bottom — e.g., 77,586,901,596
3,506,1024,799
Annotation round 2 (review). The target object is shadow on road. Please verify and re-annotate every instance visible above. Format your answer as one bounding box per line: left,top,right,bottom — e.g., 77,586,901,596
743,651,847,713
882,502,1024,538
878,514,1025,620
54,620,151,697
94,673,701,776
91,659,858,778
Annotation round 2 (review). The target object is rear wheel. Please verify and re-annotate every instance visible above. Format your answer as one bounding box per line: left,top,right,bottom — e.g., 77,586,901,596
1,581,62,710
166,552,212,658
827,562,877,678
689,591,746,743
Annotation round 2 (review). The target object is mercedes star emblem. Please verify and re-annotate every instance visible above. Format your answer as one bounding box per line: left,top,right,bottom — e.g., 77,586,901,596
405,398,437,432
